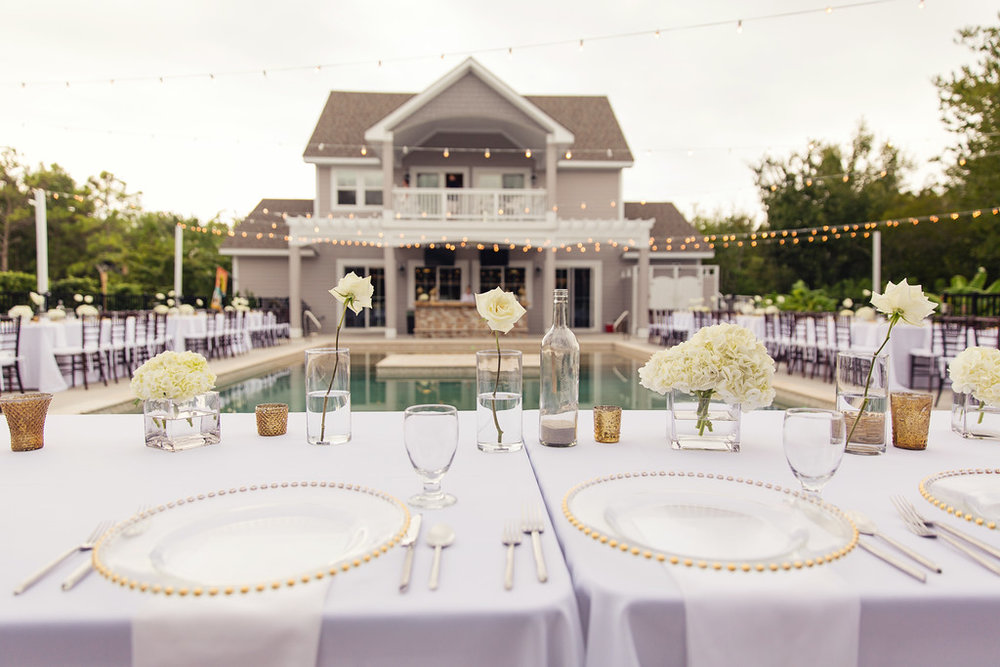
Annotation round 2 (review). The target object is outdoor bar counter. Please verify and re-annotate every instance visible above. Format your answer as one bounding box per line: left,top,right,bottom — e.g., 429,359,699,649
413,300,528,337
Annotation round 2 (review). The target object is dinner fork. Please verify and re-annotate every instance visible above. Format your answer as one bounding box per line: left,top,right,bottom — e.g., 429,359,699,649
521,506,548,583
502,522,522,591
893,495,1000,561
891,496,1000,576
13,520,113,595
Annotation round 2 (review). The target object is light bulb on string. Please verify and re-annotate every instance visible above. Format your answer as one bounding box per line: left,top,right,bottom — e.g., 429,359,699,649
736,20,743,34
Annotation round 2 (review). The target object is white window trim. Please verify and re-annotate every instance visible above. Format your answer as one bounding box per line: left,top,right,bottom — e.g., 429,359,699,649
409,166,471,189
556,259,602,332
334,258,386,330
330,168,385,211
472,167,531,189
405,259,472,309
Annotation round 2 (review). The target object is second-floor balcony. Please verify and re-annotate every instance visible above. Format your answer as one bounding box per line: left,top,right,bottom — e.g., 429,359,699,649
392,188,547,222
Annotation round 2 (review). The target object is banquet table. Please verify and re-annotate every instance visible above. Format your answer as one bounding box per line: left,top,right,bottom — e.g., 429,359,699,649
525,409,1000,667
0,412,583,667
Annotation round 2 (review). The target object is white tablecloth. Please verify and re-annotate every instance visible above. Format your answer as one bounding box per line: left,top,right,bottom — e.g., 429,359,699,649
0,412,583,667
525,408,1000,667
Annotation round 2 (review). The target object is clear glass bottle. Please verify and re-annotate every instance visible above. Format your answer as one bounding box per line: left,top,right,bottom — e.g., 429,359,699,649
539,289,580,447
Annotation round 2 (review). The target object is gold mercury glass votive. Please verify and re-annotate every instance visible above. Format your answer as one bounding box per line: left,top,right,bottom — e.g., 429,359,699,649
593,405,622,443
890,392,933,450
0,392,54,452
255,403,289,437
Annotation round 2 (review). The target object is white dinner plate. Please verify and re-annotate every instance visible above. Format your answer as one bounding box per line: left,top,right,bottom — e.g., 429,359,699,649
565,471,856,569
921,468,1000,527
94,481,409,593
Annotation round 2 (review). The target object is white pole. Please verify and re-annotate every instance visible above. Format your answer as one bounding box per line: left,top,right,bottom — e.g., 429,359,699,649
34,189,48,302
872,230,882,293
174,223,183,299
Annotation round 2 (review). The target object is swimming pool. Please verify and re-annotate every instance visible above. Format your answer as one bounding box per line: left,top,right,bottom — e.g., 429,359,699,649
104,351,672,413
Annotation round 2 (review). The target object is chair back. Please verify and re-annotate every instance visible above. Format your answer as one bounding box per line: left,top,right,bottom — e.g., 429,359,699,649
0,315,22,356
81,316,102,350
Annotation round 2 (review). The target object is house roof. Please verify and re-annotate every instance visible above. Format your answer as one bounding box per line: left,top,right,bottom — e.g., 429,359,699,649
303,93,632,162
624,201,705,252
221,198,311,250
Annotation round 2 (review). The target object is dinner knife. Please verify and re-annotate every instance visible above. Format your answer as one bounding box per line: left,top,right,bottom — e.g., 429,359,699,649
858,539,926,583
61,559,93,591
399,513,423,592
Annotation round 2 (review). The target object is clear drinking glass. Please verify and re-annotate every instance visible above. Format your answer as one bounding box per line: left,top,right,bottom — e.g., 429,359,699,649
782,408,847,495
404,404,458,509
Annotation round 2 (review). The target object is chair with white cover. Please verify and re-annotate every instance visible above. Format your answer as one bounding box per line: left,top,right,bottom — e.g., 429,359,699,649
0,315,24,395
52,315,108,389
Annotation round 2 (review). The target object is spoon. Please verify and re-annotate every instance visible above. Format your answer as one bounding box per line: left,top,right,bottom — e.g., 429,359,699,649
846,510,942,573
426,523,455,590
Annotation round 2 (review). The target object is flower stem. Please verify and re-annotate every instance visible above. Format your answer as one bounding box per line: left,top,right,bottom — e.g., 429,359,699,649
694,389,715,436
492,331,504,443
319,305,349,442
846,314,897,444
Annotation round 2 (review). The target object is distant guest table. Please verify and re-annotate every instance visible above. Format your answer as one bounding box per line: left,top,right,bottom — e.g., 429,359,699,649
413,301,528,337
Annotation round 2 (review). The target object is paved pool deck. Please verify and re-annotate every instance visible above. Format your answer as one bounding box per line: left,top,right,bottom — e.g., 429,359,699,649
43,333,837,414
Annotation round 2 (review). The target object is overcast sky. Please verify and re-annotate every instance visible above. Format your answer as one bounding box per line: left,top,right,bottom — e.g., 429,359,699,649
2,0,995,224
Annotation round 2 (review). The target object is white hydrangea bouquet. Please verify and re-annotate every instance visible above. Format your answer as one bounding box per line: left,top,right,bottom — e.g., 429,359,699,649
949,347,1000,437
950,347,1000,406
639,323,776,436
131,350,216,402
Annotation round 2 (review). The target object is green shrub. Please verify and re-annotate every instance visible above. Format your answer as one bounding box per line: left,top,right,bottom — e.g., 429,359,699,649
0,271,37,292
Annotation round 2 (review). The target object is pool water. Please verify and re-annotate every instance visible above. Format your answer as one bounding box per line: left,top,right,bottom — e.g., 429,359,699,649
218,351,668,413
108,351,670,414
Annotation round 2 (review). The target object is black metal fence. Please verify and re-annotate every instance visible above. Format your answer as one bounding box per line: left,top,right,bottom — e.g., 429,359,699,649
941,293,1000,317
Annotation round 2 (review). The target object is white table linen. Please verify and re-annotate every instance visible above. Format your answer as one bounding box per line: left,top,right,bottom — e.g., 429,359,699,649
0,412,583,667
524,408,1000,667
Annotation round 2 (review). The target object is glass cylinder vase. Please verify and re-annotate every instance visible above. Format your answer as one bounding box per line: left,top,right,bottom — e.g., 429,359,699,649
143,391,221,452
668,389,741,452
836,350,888,455
305,347,351,445
476,349,523,452
951,392,1000,440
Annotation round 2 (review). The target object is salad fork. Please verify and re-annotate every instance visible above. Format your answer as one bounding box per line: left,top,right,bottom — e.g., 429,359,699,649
892,496,1000,576
14,520,113,595
502,522,522,590
893,495,1000,561
521,506,548,583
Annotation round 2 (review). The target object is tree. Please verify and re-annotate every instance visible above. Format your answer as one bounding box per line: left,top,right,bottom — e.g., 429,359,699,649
935,16,1000,207
0,149,31,273
752,123,910,293
693,213,772,295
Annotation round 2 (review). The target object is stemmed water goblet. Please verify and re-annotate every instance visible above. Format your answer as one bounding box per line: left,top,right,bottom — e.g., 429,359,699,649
404,404,458,509
782,408,847,496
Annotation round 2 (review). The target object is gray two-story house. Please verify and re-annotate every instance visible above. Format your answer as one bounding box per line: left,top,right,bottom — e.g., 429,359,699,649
221,58,715,337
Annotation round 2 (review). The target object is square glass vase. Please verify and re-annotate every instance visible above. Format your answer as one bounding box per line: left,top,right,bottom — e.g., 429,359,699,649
143,392,221,452
668,390,741,452
951,392,1000,440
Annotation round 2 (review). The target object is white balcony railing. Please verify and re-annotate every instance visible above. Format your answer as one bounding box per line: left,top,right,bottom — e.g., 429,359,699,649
391,187,547,221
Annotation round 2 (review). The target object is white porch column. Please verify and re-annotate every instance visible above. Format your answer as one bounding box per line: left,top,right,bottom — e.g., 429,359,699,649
635,246,650,338
383,244,397,338
33,189,48,300
173,223,183,299
545,137,558,214
382,138,394,212
543,248,556,328
288,244,303,338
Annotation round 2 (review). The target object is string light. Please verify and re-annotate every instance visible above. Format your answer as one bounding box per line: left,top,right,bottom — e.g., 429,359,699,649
3,0,901,89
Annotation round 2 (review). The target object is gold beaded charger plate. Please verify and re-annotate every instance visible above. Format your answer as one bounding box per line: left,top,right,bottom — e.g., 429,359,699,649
562,471,857,572
93,481,409,595
920,468,1000,530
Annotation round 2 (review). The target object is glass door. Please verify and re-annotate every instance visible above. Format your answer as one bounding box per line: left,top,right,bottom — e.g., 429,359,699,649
556,267,592,328
343,265,385,328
